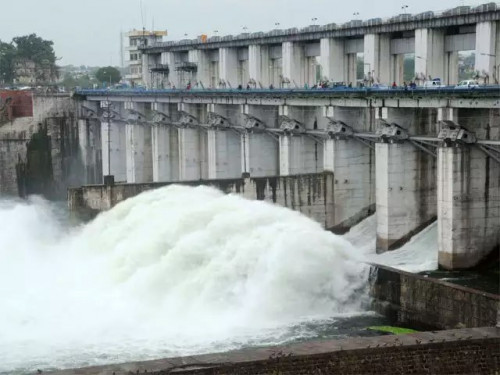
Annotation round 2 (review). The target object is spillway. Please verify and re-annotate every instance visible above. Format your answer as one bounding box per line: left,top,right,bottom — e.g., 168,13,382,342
343,214,438,273
0,186,372,373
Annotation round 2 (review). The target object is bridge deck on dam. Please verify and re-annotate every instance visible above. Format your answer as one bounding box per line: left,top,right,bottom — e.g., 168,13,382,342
76,86,500,101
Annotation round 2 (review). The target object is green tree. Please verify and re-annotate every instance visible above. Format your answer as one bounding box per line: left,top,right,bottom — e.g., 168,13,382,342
95,66,121,86
0,40,16,83
12,34,58,81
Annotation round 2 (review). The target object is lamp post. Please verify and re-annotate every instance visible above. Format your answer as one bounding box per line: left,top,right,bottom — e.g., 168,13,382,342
275,22,280,27
353,12,360,17
401,5,409,12
311,17,318,25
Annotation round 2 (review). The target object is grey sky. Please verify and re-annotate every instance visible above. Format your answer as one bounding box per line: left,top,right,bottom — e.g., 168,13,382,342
0,0,488,66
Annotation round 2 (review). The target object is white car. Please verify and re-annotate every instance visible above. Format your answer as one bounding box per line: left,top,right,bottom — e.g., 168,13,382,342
422,79,443,88
455,80,479,89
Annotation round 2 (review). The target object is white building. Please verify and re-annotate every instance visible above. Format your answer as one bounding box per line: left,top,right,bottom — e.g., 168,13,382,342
122,30,167,86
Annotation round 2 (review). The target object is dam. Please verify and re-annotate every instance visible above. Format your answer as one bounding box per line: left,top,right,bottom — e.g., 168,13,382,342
0,3,499,374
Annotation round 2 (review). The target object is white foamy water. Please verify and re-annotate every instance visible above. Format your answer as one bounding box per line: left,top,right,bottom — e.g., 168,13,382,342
343,214,438,272
0,186,370,373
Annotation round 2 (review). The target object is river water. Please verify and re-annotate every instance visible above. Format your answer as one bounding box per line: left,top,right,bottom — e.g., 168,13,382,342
0,186,436,373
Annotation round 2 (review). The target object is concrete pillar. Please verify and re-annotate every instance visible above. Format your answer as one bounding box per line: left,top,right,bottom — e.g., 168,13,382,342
364,34,391,85
207,130,241,179
178,128,207,180
414,28,445,82
164,52,179,88
78,118,102,184
327,107,376,232
445,51,459,86
282,42,305,87
219,48,238,88
188,50,210,88
391,54,405,86
347,54,357,85
141,53,152,88
241,105,279,177
475,21,498,84
375,108,437,252
177,103,208,180
278,105,323,175
152,125,179,182
101,120,126,182
320,38,345,83
438,146,500,269
206,104,242,179
248,45,270,88
125,122,153,183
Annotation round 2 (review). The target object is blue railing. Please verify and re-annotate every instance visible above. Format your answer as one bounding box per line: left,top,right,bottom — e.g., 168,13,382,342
75,85,500,97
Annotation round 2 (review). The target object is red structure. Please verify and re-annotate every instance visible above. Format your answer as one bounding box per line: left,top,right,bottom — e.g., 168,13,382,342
0,90,33,122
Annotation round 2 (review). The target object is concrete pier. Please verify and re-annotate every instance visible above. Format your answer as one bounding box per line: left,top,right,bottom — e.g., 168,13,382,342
375,107,437,252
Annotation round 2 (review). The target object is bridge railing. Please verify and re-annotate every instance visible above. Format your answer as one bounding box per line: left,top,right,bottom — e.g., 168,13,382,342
75,85,500,98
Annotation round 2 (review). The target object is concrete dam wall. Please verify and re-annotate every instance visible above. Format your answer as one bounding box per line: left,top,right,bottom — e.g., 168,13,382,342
0,93,101,199
69,172,336,229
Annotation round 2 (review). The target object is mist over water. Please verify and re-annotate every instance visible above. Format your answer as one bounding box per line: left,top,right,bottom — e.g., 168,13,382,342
0,186,371,373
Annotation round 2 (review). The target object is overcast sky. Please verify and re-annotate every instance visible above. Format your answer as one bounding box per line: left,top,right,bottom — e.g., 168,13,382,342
0,0,487,66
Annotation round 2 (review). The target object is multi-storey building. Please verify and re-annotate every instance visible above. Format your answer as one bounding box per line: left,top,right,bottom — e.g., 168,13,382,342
122,29,167,86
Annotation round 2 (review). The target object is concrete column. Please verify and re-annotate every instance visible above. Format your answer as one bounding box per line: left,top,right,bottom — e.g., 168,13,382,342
101,120,126,182
177,103,208,180
241,105,279,177
152,125,179,182
327,107,376,232
78,118,102,184
219,48,238,88
375,108,437,252
391,54,405,86
207,130,241,179
364,34,391,85
178,128,207,180
414,28,445,82
438,146,500,269
125,122,153,183
279,135,322,176
188,50,210,88
320,38,346,83
141,53,152,88
475,21,498,84
347,54,357,85
248,45,270,88
445,51,459,86
282,42,305,87
278,105,323,175
164,52,179,88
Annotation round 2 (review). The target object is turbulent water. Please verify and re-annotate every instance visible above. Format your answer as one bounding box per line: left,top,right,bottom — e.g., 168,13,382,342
344,214,438,273
0,186,375,373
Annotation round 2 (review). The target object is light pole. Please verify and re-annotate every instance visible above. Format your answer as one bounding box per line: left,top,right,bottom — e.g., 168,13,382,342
353,12,360,17
311,17,318,25
401,5,409,12
275,22,280,27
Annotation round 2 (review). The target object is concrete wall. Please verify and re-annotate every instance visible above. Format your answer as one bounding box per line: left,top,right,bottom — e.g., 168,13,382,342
0,94,88,199
48,327,499,375
68,172,335,229
371,265,499,330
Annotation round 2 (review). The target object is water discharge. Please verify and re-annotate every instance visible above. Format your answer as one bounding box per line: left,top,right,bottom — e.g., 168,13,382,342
0,186,371,373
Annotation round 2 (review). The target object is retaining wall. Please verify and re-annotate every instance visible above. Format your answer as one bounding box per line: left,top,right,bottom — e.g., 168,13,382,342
370,264,499,330
47,327,500,375
68,172,335,228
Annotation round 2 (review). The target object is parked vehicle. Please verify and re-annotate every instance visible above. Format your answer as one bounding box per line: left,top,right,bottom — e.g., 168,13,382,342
455,80,479,89
422,78,443,88
372,83,389,90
